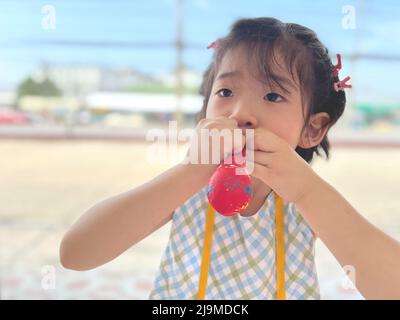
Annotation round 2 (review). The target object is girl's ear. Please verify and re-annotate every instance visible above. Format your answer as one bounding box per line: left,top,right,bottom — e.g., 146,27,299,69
298,112,331,149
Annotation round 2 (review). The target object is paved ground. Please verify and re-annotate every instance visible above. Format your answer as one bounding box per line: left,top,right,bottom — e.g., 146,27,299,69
1,139,399,299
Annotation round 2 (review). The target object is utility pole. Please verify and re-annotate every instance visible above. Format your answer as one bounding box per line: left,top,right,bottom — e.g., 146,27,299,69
346,0,365,129
175,0,184,129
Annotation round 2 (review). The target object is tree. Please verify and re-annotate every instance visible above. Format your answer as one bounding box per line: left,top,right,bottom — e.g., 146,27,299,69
16,76,62,100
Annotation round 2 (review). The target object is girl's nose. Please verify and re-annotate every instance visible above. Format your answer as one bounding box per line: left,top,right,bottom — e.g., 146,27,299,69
228,103,258,129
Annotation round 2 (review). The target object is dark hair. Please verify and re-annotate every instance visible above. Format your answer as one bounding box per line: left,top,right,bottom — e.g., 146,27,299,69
196,17,346,164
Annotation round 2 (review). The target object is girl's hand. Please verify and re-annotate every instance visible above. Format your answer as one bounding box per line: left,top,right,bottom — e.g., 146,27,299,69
246,128,320,204
182,116,246,175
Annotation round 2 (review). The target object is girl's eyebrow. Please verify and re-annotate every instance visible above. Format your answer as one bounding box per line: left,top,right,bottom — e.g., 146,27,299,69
216,70,242,81
215,70,297,96
216,70,296,92
268,73,297,93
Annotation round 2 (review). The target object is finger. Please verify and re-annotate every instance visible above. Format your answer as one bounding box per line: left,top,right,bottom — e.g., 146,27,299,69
202,116,225,125
253,127,282,139
250,150,273,168
258,129,284,151
246,131,280,153
245,161,272,184
215,116,238,126
227,115,239,126
232,129,246,154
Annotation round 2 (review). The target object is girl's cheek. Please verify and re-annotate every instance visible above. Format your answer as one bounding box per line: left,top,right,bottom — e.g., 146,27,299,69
269,120,301,149
287,127,305,149
206,100,223,119
205,104,214,118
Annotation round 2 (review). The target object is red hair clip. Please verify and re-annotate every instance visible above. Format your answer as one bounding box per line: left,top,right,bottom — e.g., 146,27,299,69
332,53,342,77
332,53,352,92
334,76,352,92
207,39,222,50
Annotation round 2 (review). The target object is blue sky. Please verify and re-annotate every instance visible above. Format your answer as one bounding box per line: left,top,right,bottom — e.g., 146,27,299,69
0,0,399,103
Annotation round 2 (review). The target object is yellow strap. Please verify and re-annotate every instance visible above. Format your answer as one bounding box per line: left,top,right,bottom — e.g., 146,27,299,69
274,192,286,300
196,203,216,300
197,194,286,300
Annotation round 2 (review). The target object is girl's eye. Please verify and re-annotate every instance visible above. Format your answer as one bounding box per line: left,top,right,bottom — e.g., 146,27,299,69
216,88,233,98
264,92,284,102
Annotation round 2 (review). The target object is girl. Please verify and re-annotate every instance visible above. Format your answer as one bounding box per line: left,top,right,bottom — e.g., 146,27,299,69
60,17,400,300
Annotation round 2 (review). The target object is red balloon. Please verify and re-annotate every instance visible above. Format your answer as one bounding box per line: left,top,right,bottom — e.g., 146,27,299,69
207,150,252,217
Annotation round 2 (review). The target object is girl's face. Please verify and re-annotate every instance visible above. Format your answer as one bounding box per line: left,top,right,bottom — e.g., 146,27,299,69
206,45,306,150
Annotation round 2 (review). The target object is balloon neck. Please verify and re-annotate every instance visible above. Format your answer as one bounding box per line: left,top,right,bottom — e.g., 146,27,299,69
227,147,246,167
